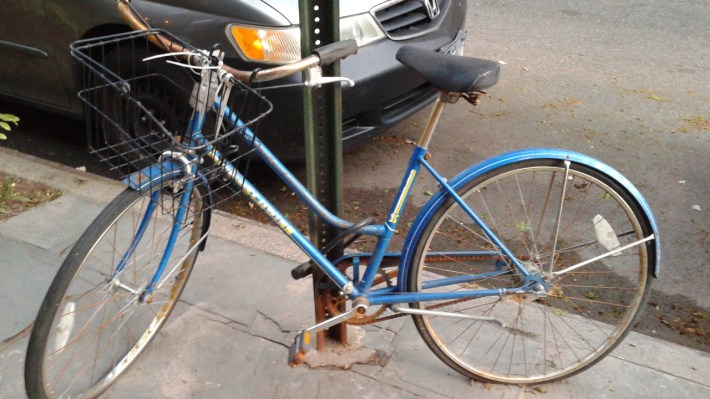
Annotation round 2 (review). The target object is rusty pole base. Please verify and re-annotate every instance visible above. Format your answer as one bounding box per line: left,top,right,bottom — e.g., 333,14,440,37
312,268,347,349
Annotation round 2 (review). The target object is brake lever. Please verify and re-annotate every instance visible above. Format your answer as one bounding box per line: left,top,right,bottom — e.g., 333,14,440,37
304,66,355,88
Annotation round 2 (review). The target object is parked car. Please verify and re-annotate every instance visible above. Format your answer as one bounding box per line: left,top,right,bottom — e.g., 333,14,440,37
0,0,466,160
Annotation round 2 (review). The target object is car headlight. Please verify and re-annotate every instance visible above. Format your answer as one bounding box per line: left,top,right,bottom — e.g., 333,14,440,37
228,14,384,64
228,25,301,64
340,14,385,47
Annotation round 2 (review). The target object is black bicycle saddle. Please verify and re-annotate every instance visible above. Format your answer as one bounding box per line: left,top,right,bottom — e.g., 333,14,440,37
396,46,500,93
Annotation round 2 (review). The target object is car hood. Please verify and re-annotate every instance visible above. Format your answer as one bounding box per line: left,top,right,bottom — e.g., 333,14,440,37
261,0,387,24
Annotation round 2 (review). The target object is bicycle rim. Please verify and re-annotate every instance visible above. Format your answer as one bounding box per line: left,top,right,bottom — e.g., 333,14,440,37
408,160,652,384
26,186,204,398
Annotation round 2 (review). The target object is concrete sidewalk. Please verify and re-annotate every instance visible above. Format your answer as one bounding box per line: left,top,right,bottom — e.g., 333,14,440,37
1,147,708,399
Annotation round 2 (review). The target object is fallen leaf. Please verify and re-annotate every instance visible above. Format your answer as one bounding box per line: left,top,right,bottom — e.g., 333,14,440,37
533,386,547,394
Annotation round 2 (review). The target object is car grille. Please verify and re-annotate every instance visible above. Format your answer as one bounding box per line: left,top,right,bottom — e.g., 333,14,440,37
373,0,449,40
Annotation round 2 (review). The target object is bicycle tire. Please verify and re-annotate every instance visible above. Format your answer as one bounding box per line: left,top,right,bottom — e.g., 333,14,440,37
25,184,205,399
407,159,654,384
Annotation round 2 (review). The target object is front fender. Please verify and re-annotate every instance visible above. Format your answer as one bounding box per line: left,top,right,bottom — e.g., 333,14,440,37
123,160,212,251
122,160,185,193
398,148,660,290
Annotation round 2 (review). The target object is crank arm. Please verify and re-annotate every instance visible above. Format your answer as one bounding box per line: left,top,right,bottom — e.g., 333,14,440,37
288,302,367,366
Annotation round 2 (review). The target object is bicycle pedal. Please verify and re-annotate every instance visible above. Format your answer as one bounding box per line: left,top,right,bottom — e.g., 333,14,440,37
291,261,314,280
287,329,311,367
287,302,366,366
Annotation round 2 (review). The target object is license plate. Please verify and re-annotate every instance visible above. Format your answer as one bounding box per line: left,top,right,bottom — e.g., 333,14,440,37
440,30,467,56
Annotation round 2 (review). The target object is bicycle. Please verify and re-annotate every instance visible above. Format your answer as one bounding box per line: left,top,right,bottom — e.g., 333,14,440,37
24,1,660,398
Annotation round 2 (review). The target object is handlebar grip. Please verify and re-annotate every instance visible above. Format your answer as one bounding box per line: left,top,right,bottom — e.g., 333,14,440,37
313,40,359,66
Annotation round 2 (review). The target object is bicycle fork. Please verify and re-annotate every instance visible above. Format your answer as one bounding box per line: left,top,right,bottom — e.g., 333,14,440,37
106,178,201,303
111,150,206,303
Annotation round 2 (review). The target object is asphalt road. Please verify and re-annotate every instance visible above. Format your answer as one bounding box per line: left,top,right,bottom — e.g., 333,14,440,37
2,0,709,345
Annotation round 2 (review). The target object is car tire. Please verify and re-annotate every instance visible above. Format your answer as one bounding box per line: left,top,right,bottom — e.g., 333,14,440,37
98,43,195,170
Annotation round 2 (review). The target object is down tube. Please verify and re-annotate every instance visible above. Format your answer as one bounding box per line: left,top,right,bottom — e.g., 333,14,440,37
215,99,383,237
226,167,354,294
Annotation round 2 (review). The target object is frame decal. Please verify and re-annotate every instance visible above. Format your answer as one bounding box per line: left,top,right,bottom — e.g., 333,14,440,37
242,184,295,236
389,170,417,224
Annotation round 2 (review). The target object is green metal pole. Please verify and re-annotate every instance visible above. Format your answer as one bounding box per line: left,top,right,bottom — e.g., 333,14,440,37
299,0,346,347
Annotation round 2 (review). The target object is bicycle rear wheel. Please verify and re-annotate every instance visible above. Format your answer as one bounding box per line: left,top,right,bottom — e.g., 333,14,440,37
25,184,205,399
408,159,654,384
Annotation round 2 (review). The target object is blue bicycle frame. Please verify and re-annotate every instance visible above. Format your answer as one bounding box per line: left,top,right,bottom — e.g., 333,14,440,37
124,103,523,302
127,89,660,306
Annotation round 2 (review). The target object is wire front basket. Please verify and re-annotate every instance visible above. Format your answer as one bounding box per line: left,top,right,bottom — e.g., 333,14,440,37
71,29,272,209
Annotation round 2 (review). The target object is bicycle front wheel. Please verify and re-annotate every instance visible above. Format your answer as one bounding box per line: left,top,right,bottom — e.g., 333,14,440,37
408,159,654,384
25,184,205,399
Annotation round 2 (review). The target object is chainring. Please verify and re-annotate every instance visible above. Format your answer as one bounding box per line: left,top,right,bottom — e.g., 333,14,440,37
322,265,397,325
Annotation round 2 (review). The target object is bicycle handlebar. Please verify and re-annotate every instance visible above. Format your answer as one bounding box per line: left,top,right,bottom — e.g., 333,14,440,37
116,0,357,83
313,40,359,66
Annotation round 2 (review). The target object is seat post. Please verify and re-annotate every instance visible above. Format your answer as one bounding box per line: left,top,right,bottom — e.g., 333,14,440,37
417,91,449,149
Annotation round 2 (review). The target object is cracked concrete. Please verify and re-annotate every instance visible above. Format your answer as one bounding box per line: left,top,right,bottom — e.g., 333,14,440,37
303,330,384,371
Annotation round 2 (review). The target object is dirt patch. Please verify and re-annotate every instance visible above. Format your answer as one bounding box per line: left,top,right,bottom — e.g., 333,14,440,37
0,171,62,221
636,291,710,351
675,115,710,133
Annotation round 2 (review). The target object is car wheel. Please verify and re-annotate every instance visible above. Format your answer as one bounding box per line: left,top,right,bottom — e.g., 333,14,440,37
99,43,195,170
